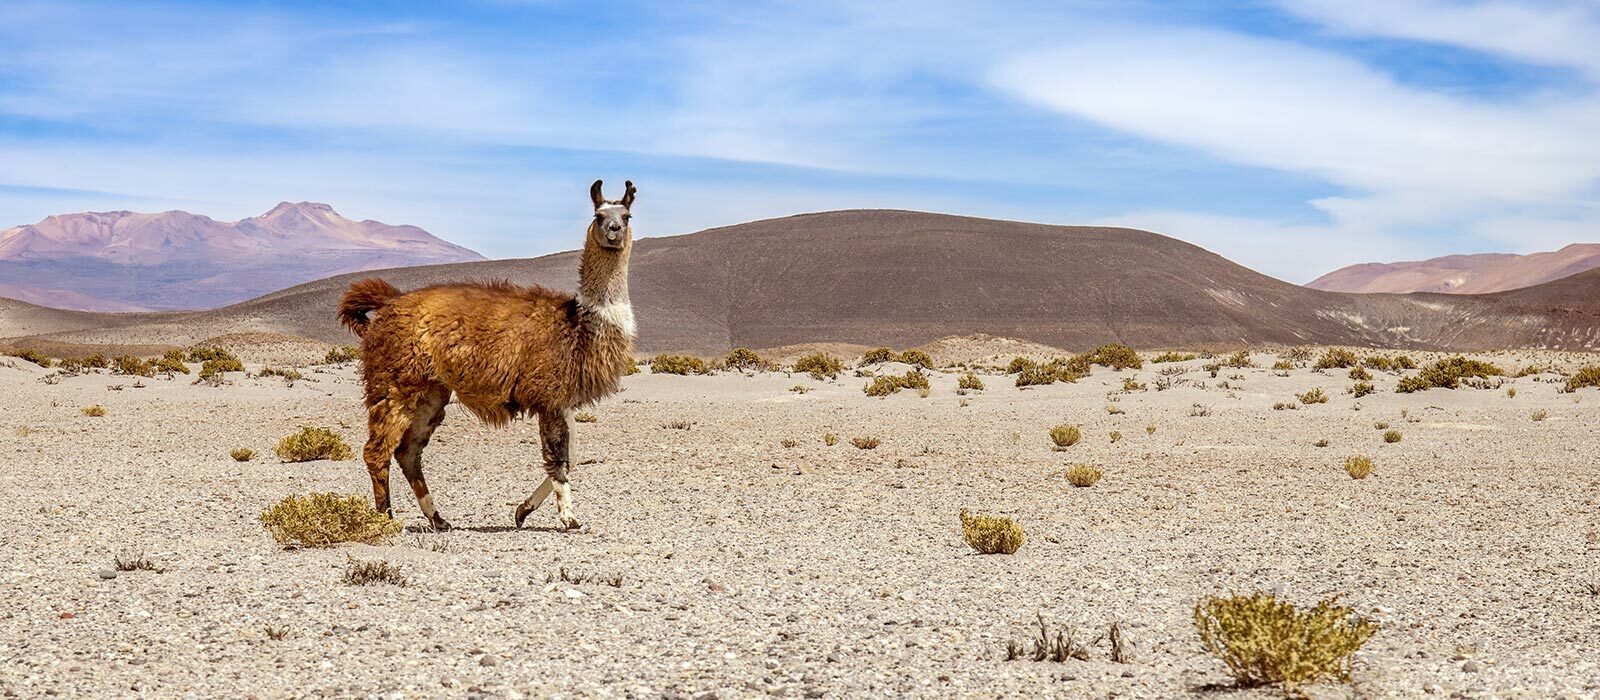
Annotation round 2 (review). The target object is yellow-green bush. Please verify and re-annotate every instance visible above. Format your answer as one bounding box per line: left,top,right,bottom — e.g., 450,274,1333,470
896,349,934,369
154,354,189,376
199,357,244,380
650,353,708,375
322,345,360,364
793,352,844,380
185,344,238,363
342,558,408,586
723,347,768,371
1314,348,1358,369
1396,356,1503,393
274,427,353,462
1344,455,1372,479
259,493,400,547
1049,424,1081,448
1193,593,1377,692
1084,343,1142,370
1351,382,1375,398
5,348,52,367
958,372,985,391
1297,387,1329,405
959,509,1024,555
1348,366,1371,381
860,347,894,365
81,352,109,369
1223,351,1255,368
113,355,153,377
231,448,255,462
1151,351,1195,363
1565,366,1600,392
81,405,106,417
1064,464,1102,487
1006,356,1037,374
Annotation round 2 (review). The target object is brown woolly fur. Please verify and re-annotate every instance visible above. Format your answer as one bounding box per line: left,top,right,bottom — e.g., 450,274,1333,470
337,179,639,532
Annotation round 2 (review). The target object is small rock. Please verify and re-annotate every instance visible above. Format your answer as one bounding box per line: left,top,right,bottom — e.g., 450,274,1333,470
58,612,75,619
1462,660,1481,673
479,655,498,667
98,570,118,580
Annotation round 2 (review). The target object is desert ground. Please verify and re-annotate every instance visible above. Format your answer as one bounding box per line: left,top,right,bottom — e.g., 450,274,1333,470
2,343,1599,698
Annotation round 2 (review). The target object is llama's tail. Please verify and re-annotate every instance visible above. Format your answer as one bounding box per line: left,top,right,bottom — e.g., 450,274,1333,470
338,278,402,338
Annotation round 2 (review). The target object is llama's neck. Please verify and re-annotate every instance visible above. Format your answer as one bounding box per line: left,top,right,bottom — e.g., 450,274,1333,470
576,238,634,338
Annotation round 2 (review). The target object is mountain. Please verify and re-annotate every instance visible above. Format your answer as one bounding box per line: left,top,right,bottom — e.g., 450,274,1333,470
5,210,1600,354
0,202,484,311
1307,244,1600,294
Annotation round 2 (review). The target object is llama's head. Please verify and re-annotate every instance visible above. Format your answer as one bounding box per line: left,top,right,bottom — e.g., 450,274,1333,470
587,179,636,251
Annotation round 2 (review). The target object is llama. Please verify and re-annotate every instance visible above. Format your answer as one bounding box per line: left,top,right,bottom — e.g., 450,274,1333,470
336,179,637,531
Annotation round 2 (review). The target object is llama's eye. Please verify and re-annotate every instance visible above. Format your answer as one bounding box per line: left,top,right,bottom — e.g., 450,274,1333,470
622,214,631,221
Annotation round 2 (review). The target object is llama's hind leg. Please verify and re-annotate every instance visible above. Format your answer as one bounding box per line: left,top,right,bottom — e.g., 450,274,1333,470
362,398,412,517
395,385,452,531
515,409,579,530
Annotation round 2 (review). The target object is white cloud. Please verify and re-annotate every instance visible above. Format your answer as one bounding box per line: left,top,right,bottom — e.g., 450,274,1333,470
1278,0,1600,77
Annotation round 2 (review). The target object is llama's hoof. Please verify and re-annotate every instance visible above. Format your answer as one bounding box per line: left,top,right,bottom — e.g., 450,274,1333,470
514,503,534,528
559,515,582,531
429,517,453,533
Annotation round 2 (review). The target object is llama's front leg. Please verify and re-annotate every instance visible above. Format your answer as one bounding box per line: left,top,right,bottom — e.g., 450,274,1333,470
515,409,579,530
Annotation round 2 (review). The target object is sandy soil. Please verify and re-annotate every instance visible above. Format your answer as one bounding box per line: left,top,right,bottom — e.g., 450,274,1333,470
2,350,1598,698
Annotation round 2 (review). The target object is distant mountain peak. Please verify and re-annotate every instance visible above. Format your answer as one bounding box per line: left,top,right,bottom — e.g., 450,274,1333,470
1308,243,1600,294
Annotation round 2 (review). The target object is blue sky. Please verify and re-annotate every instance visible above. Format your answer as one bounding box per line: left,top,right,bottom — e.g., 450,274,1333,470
1,0,1597,282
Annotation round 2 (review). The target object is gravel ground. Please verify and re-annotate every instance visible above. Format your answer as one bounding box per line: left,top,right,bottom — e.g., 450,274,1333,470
2,352,1598,698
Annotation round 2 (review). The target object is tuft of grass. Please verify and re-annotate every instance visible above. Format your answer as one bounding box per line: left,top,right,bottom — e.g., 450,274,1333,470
1344,455,1373,479
1193,592,1378,693
661,420,693,430
259,492,401,547
1189,403,1213,417
1271,360,1295,371
959,509,1024,555
823,432,838,446
1145,424,1156,435
81,405,106,417
850,436,880,450
1151,351,1195,364
1396,356,1503,393
113,550,164,573
6,348,52,367
264,625,289,641
574,412,598,423
1506,387,1516,398
1351,382,1375,398
780,438,798,448
274,427,353,462
1121,377,1146,392
860,347,894,365
322,345,360,364
1314,438,1330,448
1297,387,1329,405
258,366,303,385
1382,430,1402,443
1064,464,1102,487
1049,424,1081,448
1313,348,1358,370
793,352,844,380
789,384,811,394
341,558,408,586
1531,409,1548,422
231,448,255,462
650,354,708,375
1084,343,1142,370
1564,366,1600,393
1273,402,1298,411
958,372,985,391
1005,613,1089,662
1106,403,1125,415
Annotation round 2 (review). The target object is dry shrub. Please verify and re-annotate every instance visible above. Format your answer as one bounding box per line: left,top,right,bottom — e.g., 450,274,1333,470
864,370,931,397
1506,387,1516,398
1313,348,1357,370
780,438,798,448
1396,356,1502,393
275,427,353,462
650,354,708,375
1344,455,1373,479
1106,404,1124,415
850,436,880,450
231,448,256,462
959,509,1024,555
623,355,639,375
1015,364,1058,387
6,348,52,367
1223,351,1255,369
958,372,985,391
113,355,153,377
574,412,598,423
822,433,838,446
1382,430,1402,444
1348,366,1372,381
1146,424,1156,435
81,405,106,417
860,347,894,365
1151,351,1195,363
1531,409,1548,422
1006,356,1036,374
81,353,109,369
114,550,163,573
1351,382,1375,398
723,347,769,371
896,349,934,368
1108,431,1122,443
259,493,400,547
1271,360,1295,371
198,356,244,380
789,384,811,394
1193,593,1377,692
154,353,190,376
1049,424,1081,448
1297,387,1329,405
1005,613,1089,662
1314,438,1330,448
185,345,238,363
1273,402,1298,411
323,345,361,364
342,558,408,586
1064,464,1102,487
793,352,844,380
1565,366,1600,393
1084,343,1142,370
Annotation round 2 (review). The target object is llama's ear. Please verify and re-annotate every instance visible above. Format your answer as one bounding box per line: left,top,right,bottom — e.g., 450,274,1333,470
590,179,605,209
621,180,636,209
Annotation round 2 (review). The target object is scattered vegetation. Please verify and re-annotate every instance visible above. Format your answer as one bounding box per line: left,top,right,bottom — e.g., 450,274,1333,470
822,433,838,446
81,405,106,417
1272,402,1298,411
259,492,401,547
341,558,408,586
863,370,931,397
1049,424,1082,449
1350,382,1375,398
1532,409,1549,422
258,366,303,385
860,347,894,365
1271,360,1295,372
1344,455,1373,479
1396,356,1503,393
113,355,154,377
1108,431,1122,443
574,412,598,423
1361,354,1414,371
1064,464,1102,487
198,356,245,381
113,550,163,573
1145,424,1156,435
185,345,238,363
1313,348,1358,370
896,349,934,369
780,438,798,448
1296,387,1329,405
722,347,769,371
1005,613,1090,662
1564,366,1600,393
1382,430,1403,444
231,448,255,462
1348,366,1371,381
1106,403,1125,415
1506,387,1516,398
958,372,985,391
1189,404,1213,417
793,352,845,380
650,353,708,375
80,353,109,369
662,420,693,430
1006,356,1036,374
1314,438,1330,448
1193,593,1378,693
850,436,880,450
6,348,52,367
1082,343,1142,370
789,384,811,394
274,427,354,462
1222,351,1255,369
322,345,361,364
154,350,189,376
1151,351,1195,364
959,509,1024,555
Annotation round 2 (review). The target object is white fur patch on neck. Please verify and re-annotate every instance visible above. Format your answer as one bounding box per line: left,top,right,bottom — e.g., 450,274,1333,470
580,295,635,337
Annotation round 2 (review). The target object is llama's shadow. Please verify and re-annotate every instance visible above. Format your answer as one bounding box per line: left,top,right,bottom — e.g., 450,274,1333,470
454,524,586,534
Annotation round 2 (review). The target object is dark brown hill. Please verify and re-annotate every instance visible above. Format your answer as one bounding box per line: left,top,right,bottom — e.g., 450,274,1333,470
5,210,1600,354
